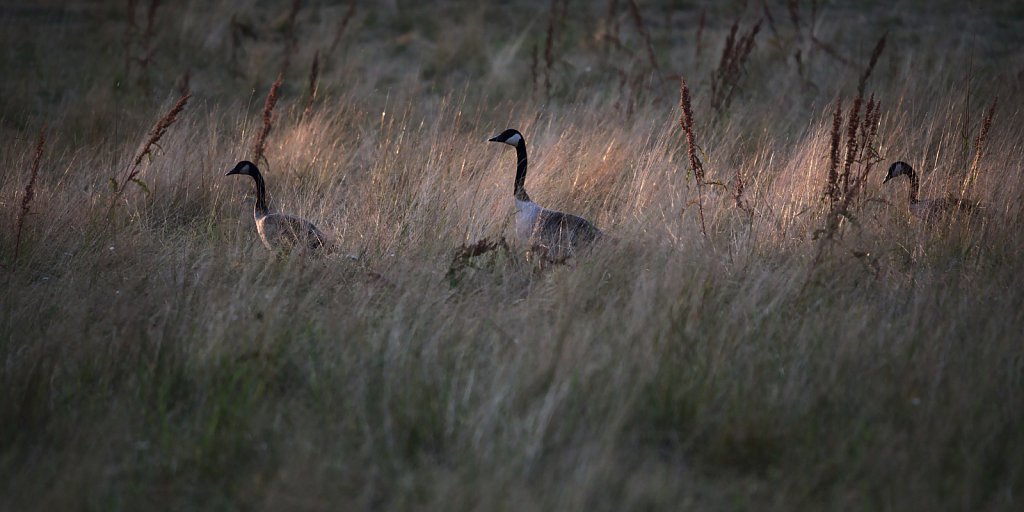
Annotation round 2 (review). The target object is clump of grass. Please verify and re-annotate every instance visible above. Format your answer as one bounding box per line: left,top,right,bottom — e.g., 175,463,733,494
12,127,46,268
113,91,191,199
252,74,283,166
679,77,707,237
710,18,762,113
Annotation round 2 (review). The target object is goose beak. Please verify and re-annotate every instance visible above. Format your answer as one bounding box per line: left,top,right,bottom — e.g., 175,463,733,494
226,170,237,176
488,135,501,143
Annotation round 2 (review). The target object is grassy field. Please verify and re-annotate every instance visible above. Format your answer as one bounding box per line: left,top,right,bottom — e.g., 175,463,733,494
2,1,1023,510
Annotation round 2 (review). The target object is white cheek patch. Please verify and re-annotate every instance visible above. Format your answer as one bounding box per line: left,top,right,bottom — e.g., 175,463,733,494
506,133,522,146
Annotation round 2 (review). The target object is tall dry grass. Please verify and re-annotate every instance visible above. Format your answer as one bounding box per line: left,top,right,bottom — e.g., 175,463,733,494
1,2,1023,511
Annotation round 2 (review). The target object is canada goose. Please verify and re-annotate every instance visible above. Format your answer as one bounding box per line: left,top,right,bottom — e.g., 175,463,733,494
226,160,329,252
883,161,981,221
489,129,602,262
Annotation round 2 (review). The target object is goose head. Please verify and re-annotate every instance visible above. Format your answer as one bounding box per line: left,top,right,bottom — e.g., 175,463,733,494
488,129,524,147
884,161,913,184
227,160,259,177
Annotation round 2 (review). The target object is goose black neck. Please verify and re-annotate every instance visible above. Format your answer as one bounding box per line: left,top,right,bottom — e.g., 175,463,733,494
907,167,919,204
513,141,531,202
251,169,269,215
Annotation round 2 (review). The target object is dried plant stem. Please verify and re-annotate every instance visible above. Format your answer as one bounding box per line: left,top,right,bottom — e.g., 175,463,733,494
137,0,161,78
761,0,780,40
177,68,191,96
815,93,883,263
628,0,659,73
680,78,707,237
13,127,46,268
302,51,320,119
961,96,997,201
329,0,357,55
734,169,751,215
281,0,302,74
824,99,842,206
710,18,762,112
115,92,191,198
543,0,558,98
252,74,283,166
530,42,539,95
695,8,706,63
811,35,856,68
841,96,862,193
856,34,887,97
605,0,620,49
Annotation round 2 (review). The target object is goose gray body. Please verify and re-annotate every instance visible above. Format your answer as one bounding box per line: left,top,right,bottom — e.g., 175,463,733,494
514,199,602,261
884,161,981,222
227,160,329,252
255,211,328,252
491,129,602,261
